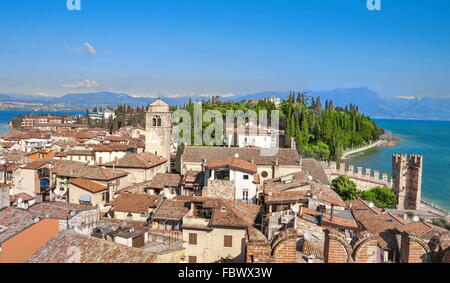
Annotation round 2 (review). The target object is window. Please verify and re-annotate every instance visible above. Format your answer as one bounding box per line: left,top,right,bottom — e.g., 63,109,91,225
215,169,230,181
189,233,197,245
153,116,162,127
224,235,233,247
243,174,249,180
243,190,248,201
188,256,197,263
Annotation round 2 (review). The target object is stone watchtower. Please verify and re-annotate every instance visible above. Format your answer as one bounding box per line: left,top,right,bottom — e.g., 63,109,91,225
391,154,423,210
145,99,171,163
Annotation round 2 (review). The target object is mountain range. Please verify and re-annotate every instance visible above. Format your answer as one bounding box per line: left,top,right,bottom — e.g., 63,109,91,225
0,88,449,120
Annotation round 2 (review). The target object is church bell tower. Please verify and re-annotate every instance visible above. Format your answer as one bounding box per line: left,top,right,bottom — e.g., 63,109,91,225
145,99,171,163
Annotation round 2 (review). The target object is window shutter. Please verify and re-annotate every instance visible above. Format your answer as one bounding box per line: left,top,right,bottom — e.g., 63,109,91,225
189,233,197,245
224,235,233,247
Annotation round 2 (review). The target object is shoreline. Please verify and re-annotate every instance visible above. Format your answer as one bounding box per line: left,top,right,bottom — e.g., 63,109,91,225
342,140,382,160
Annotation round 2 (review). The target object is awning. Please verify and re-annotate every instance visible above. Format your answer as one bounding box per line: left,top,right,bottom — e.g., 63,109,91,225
80,194,92,202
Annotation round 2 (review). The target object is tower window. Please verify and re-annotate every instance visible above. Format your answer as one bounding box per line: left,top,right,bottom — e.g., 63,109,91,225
153,116,162,127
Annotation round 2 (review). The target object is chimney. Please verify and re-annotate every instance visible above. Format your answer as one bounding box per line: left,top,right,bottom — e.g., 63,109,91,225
0,184,10,209
290,137,296,149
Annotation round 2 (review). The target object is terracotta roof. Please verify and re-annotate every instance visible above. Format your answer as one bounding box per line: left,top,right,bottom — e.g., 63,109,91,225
262,171,309,192
103,152,167,169
206,158,257,174
113,193,163,213
53,160,128,181
10,193,35,203
300,207,358,229
207,198,260,228
182,146,301,166
94,144,136,152
104,136,130,142
301,158,331,185
22,159,51,170
350,199,410,249
176,196,261,228
152,199,190,221
396,221,446,240
28,202,95,219
142,173,181,189
27,231,157,263
0,207,35,243
65,150,94,156
265,190,309,203
317,194,346,207
69,178,108,193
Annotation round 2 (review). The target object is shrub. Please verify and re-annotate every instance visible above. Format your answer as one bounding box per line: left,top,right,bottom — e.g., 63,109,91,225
331,175,360,201
360,187,397,209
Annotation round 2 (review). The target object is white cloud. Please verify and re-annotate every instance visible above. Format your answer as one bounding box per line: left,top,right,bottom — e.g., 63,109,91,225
64,42,97,55
198,93,236,98
61,79,99,89
83,42,97,55
392,96,418,100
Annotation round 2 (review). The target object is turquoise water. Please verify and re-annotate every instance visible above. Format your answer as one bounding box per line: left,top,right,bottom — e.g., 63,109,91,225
0,110,84,135
350,119,450,211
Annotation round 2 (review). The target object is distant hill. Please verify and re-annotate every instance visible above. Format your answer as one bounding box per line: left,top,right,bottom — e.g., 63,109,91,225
1,89,449,120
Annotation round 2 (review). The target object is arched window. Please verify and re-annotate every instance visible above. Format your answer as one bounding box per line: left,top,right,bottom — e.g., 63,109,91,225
153,116,162,127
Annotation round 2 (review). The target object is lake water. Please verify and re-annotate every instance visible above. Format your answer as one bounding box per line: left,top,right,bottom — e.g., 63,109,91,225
0,110,84,135
350,119,450,211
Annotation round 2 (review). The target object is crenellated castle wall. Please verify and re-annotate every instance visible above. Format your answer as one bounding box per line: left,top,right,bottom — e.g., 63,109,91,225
327,161,392,190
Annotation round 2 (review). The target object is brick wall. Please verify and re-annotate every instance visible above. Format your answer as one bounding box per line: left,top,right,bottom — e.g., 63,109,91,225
271,228,297,263
246,242,271,263
324,229,352,263
400,232,429,263
353,235,379,263
246,228,297,263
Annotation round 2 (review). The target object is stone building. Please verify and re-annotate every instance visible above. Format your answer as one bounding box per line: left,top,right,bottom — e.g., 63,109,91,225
392,154,423,210
145,99,172,163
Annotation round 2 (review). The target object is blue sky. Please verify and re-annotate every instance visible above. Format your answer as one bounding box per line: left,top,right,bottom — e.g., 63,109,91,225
0,0,449,98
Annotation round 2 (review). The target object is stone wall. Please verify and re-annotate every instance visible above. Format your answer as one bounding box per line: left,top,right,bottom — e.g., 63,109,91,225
392,154,423,210
204,180,235,200
328,162,391,190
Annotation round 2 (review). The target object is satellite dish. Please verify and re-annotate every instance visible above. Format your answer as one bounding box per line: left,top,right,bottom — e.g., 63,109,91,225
17,198,23,204
234,153,240,159
164,192,173,200
413,216,420,222
368,202,375,208
291,204,300,213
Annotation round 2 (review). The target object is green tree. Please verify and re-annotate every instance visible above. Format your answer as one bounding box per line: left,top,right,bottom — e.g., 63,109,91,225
360,187,398,209
332,175,360,201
